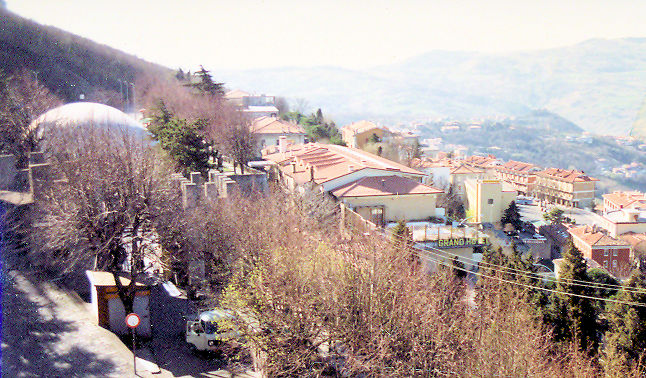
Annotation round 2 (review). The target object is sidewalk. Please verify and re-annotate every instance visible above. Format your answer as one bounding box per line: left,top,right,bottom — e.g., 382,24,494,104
1,268,260,377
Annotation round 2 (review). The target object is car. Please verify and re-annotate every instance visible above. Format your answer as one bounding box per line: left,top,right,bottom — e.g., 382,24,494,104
186,308,239,353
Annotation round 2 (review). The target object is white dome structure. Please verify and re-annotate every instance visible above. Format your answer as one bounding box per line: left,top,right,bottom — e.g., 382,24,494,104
30,102,146,137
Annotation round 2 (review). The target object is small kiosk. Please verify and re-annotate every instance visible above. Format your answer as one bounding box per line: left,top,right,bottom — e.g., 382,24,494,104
86,271,152,337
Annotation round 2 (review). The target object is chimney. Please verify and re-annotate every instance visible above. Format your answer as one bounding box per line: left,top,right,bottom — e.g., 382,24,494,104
348,165,355,173
291,162,297,173
279,136,287,154
310,166,314,182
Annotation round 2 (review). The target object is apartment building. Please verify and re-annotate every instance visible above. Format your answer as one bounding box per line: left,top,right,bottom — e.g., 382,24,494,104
601,208,646,238
225,89,279,118
534,168,598,209
495,160,541,196
568,225,632,276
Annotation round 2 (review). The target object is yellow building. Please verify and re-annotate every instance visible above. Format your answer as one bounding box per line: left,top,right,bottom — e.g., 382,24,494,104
341,120,386,149
331,175,443,224
465,179,517,224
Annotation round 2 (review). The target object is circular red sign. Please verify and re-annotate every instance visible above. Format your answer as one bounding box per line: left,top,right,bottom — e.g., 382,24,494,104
125,313,141,328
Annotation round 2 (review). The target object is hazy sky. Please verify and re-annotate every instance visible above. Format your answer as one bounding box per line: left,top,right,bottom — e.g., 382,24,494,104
8,0,646,72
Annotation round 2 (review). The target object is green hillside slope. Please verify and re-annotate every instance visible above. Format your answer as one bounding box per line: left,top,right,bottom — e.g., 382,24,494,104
0,9,169,103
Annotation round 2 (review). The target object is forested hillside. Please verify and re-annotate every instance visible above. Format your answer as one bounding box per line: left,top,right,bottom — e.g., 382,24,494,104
0,9,169,105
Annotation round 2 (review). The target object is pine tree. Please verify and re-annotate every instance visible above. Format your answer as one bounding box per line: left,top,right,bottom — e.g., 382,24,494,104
603,269,646,375
501,201,523,231
554,238,598,352
186,65,225,97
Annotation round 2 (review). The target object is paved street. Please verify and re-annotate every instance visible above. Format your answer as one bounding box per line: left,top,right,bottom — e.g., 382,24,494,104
1,252,258,378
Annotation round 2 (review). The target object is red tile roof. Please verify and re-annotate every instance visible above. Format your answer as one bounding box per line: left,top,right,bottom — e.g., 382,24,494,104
250,116,305,134
331,175,443,198
263,143,424,186
537,168,598,183
603,191,646,210
568,225,630,247
497,160,540,174
341,120,381,134
450,164,483,175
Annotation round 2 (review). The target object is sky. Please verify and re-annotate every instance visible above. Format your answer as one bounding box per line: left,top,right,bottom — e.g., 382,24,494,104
7,0,646,72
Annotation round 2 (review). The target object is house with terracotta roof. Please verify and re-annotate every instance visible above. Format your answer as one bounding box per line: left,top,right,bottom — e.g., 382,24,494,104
534,168,598,209
464,154,502,179
263,143,442,225
331,175,443,224
568,225,632,275
603,191,646,213
263,143,426,191
495,160,541,196
251,116,306,156
341,120,387,149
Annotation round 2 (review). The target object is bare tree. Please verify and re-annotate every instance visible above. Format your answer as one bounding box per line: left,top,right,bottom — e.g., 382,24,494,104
0,68,61,167
32,123,182,314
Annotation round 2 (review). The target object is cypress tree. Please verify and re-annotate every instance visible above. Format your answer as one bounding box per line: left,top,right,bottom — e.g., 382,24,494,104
554,238,598,352
603,269,646,375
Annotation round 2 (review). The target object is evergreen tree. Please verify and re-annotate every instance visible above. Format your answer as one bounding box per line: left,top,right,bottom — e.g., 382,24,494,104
148,101,212,176
501,201,523,231
186,65,225,97
554,238,598,352
603,269,646,375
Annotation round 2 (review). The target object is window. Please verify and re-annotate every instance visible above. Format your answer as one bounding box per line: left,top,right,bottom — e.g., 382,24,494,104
612,260,617,268
487,199,494,205
604,261,609,268
604,249,608,256
613,250,617,257
275,139,280,145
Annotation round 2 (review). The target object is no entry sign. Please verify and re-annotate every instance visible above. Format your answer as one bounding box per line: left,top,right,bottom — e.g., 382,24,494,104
125,313,141,329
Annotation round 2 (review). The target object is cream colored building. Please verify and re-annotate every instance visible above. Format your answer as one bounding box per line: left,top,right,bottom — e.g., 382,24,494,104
450,164,484,199
534,168,597,209
465,179,517,224
601,209,646,238
341,120,387,149
331,175,443,224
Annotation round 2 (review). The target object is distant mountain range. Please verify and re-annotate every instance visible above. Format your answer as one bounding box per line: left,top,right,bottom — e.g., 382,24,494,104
218,38,646,136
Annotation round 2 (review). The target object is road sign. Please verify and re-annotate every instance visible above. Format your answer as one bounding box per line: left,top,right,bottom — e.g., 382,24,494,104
125,313,141,329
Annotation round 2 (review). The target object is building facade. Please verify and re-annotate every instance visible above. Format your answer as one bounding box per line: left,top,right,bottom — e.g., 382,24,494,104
568,225,632,276
534,168,598,209
464,179,517,224
495,160,541,196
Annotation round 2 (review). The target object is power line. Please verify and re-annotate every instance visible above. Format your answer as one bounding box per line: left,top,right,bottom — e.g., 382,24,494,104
414,250,646,308
386,232,646,304
388,231,646,294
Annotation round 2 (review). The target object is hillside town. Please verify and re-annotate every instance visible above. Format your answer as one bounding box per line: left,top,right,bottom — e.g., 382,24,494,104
3,4,646,375
3,78,646,376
